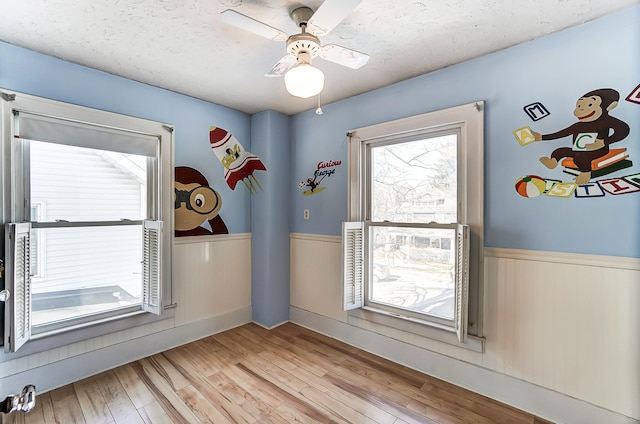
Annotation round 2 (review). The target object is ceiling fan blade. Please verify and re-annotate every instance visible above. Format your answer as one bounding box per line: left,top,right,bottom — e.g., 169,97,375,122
306,0,363,36
319,44,369,69
220,9,288,42
264,55,297,77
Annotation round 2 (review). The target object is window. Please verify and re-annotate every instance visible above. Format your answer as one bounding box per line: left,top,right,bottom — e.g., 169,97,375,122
344,101,484,349
2,91,173,353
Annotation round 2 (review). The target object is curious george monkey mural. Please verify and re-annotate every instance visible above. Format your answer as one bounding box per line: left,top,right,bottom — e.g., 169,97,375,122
531,88,630,184
514,86,639,198
174,166,228,236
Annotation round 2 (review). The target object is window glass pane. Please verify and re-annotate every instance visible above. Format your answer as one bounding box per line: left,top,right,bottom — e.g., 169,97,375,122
30,140,148,221
28,139,149,327
370,134,457,223
370,226,455,320
31,225,143,327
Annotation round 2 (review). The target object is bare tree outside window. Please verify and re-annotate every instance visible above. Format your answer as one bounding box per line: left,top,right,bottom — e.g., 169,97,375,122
368,134,458,320
371,134,457,223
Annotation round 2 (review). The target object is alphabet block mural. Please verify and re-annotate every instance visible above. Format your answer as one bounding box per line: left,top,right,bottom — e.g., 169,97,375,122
514,86,638,199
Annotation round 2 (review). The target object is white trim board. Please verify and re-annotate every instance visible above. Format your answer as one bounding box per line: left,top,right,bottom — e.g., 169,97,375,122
484,247,640,270
251,319,289,330
290,306,639,424
174,232,251,245
290,232,340,243
291,234,640,271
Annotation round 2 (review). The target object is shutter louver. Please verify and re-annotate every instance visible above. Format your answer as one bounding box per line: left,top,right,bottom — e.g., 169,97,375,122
6,223,32,352
342,222,364,311
455,224,470,343
142,220,162,315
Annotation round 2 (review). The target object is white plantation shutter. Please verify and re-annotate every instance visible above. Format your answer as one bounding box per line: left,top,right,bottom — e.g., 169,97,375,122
5,223,32,352
342,222,364,311
142,220,162,315
455,224,470,343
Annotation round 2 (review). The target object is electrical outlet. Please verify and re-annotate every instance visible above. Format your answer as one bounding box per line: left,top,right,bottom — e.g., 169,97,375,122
303,209,310,220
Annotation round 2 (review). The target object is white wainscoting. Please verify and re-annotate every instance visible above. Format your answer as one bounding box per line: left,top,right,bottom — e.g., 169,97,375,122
174,233,252,325
1,235,253,396
289,232,640,423
482,248,639,421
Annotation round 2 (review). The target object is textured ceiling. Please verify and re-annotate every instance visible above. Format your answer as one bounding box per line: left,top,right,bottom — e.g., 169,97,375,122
0,0,638,115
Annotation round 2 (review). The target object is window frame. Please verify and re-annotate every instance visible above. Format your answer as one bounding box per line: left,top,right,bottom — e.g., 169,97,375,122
29,202,45,279
1,90,174,354
345,101,485,350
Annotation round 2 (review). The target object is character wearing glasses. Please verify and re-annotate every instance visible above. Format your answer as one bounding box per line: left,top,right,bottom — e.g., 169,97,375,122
175,166,228,236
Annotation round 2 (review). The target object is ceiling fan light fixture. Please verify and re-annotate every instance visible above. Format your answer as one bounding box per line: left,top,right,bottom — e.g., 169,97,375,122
284,64,325,98
284,52,325,98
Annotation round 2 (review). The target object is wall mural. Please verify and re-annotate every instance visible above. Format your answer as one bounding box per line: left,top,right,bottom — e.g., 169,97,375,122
298,159,342,196
513,85,639,198
174,166,228,237
174,127,267,236
209,126,267,193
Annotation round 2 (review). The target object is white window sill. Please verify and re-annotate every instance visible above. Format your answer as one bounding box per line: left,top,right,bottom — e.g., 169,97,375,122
349,306,485,353
1,307,175,361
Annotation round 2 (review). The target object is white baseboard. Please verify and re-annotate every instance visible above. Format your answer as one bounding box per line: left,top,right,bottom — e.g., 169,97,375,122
290,306,639,424
1,306,252,396
252,319,289,330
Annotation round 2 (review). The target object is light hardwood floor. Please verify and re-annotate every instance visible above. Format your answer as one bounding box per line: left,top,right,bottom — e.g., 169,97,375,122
2,323,554,424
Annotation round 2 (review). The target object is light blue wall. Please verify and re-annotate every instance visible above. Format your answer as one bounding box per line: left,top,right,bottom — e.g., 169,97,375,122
0,40,252,233
250,110,290,327
0,6,638,335
290,6,640,258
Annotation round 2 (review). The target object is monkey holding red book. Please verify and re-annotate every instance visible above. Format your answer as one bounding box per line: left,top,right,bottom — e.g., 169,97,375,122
531,88,630,184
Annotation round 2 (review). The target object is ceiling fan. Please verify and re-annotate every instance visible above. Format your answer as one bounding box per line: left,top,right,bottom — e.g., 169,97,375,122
220,0,369,98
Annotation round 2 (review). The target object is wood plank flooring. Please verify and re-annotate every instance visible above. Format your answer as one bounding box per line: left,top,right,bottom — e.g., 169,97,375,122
2,323,554,424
